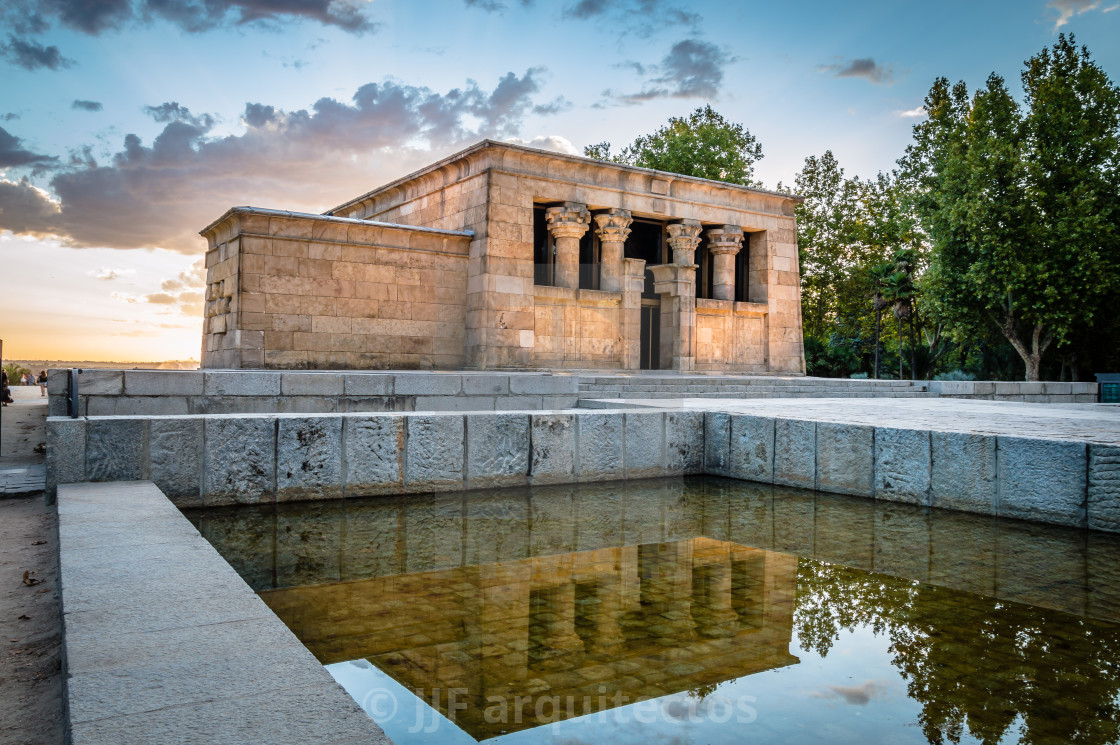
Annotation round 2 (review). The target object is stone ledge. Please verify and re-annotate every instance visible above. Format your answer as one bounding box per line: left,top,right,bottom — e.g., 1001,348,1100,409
57,480,392,745
48,409,704,505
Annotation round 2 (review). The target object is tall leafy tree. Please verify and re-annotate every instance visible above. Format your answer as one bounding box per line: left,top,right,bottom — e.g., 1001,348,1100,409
583,105,764,186
901,35,1120,381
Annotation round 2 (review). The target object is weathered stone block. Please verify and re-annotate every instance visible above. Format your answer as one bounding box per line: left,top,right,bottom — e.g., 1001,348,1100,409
997,436,1087,527
76,369,124,395
815,422,873,497
149,418,203,506
704,411,732,476
462,375,510,395
665,410,703,474
874,427,931,505
1089,444,1120,532
46,418,86,500
343,416,404,495
395,374,462,396
280,373,343,396
86,419,147,482
404,414,464,491
276,416,343,500
203,417,276,505
578,412,623,481
495,395,541,410
930,431,998,515
773,419,815,489
465,413,529,488
87,396,190,416
413,395,494,411
729,415,774,483
509,375,579,395
203,371,281,396
343,374,393,396
530,413,576,484
48,395,68,417
124,371,204,396
624,411,663,478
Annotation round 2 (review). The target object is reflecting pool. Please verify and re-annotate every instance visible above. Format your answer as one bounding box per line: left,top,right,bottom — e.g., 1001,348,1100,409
186,477,1120,744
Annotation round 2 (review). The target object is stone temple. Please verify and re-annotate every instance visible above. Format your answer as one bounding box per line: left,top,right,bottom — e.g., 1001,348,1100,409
200,140,805,372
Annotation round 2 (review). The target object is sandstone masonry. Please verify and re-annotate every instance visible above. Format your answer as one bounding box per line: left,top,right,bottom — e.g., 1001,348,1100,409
200,140,806,373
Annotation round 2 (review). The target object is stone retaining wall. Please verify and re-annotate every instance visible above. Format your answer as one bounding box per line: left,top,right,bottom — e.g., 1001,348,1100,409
703,412,1117,532
47,369,580,416
46,405,1120,533
927,379,1098,403
46,409,703,508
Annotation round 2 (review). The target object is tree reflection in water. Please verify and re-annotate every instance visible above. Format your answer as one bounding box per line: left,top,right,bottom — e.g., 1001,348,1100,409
795,559,1120,745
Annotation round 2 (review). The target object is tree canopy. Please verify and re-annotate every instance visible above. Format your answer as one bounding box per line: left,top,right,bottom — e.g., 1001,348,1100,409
899,35,1120,380
584,105,764,186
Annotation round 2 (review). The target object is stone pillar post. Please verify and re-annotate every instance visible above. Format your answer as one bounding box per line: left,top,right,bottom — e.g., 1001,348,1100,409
667,220,702,266
706,225,744,302
593,209,632,292
621,257,646,369
545,203,590,290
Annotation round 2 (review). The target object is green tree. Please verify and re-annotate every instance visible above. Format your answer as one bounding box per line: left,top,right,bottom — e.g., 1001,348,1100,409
900,35,1120,381
3,363,30,385
583,105,764,185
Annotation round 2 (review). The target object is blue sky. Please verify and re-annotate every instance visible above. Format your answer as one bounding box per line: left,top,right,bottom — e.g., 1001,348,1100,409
1,0,1117,361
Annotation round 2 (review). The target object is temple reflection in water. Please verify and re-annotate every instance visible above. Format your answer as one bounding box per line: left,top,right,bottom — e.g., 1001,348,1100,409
188,478,1120,745
260,537,796,737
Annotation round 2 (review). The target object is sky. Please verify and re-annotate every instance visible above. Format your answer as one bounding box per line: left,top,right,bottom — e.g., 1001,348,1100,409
0,0,1118,362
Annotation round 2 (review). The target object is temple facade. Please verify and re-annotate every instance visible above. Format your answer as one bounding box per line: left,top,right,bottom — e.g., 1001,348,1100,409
200,140,805,372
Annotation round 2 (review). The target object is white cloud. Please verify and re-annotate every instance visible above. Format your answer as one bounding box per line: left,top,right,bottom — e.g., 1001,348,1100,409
1047,0,1101,29
89,267,136,280
895,106,928,119
0,70,558,254
503,135,580,155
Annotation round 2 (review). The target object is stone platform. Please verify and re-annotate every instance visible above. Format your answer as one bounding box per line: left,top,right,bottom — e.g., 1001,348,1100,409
46,369,1098,418
57,480,391,745
45,395,1120,533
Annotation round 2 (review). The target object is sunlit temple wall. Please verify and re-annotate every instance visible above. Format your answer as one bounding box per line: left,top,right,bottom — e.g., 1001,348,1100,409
202,141,806,372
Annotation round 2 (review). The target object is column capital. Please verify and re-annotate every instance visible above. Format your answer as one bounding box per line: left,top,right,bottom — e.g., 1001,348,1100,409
545,202,591,240
593,208,633,242
667,220,702,266
706,225,744,255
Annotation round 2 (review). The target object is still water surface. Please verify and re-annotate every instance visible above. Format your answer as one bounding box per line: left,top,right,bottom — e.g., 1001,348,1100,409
186,477,1120,744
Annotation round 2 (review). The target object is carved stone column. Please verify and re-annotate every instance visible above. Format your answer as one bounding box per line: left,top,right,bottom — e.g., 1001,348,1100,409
667,219,702,266
707,225,744,301
593,208,632,292
545,203,590,290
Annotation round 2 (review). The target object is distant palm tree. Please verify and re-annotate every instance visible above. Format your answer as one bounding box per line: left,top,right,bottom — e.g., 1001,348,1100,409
882,271,916,379
3,363,30,386
870,262,895,379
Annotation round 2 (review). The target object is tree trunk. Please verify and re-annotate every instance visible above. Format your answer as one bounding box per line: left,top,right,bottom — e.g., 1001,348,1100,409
898,317,904,380
909,314,917,381
997,318,1053,382
873,311,881,379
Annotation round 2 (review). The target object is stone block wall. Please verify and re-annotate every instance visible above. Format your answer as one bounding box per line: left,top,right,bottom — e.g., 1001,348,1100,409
701,411,1111,530
200,208,473,370
46,400,1116,533
47,370,582,416
327,141,807,373
47,408,704,507
694,300,768,371
532,287,625,368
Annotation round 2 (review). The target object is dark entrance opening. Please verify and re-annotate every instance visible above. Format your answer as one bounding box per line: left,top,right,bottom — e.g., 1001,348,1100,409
640,281,660,370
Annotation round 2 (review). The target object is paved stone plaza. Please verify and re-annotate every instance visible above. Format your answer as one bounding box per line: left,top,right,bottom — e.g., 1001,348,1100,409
583,397,1120,444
